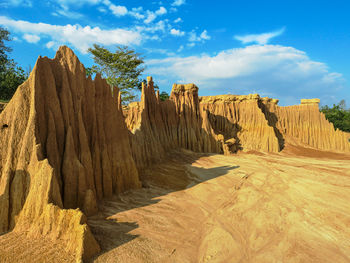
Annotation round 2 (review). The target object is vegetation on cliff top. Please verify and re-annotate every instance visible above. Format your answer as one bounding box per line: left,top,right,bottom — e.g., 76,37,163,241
0,27,27,101
87,44,145,103
87,44,169,104
320,100,350,132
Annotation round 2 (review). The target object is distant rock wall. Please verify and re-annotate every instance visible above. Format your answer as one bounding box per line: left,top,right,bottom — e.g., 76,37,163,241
125,80,350,165
125,79,221,169
262,99,350,152
200,95,281,153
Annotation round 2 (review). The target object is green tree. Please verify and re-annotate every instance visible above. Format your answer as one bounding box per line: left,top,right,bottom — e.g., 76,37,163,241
88,44,145,104
0,61,27,100
320,100,350,132
137,78,159,91
137,79,170,101
0,27,11,73
159,91,169,101
0,27,27,101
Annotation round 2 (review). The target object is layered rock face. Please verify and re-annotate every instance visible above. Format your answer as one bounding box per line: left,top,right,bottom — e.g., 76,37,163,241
199,95,350,153
200,95,281,153
0,46,140,260
125,79,221,168
125,80,350,164
262,99,350,151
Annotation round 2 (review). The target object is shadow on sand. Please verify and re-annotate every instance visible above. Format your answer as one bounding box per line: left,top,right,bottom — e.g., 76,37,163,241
87,152,239,262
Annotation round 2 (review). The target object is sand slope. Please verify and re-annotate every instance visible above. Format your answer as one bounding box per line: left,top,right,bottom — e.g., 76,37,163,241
89,149,350,263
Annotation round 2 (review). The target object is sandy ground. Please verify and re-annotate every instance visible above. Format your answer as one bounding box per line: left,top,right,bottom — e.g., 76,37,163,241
88,147,350,263
0,146,349,262
0,231,75,262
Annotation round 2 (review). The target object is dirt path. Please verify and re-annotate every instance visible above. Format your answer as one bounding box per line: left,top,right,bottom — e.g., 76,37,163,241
89,150,350,263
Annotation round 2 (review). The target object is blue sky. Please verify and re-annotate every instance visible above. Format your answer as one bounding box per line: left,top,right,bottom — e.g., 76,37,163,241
0,0,349,106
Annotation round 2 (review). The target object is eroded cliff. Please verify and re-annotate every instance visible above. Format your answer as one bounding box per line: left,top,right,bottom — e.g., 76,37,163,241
0,46,140,261
261,98,350,151
200,95,281,153
125,79,222,169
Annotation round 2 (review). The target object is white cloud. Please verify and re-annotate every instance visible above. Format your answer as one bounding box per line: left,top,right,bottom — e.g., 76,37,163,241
57,0,100,6
144,6,167,24
109,4,128,16
200,30,210,40
155,6,167,15
137,20,166,35
98,6,107,13
189,30,211,42
101,0,127,16
130,7,145,19
23,34,40,43
144,12,157,24
0,0,32,7
187,42,195,48
52,5,84,19
170,28,185,36
143,47,175,56
51,0,99,18
174,17,182,23
177,45,184,52
0,16,142,53
146,45,344,105
171,0,185,6
235,28,285,45
46,41,55,49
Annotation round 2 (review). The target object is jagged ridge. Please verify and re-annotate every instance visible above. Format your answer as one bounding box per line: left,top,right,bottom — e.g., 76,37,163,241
0,46,141,261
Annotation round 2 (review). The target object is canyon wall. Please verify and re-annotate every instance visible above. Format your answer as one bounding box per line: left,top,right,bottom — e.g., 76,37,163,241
125,79,222,169
261,98,350,151
0,46,349,262
197,95,350,153
200,95,281,153
0,46,140,261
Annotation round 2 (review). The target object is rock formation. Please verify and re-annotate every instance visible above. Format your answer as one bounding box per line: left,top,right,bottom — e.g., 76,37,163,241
261,98,350,152
125,79,221,169
0,46,140,261
0,46,349,262
200,95,281,153
197,95,350,153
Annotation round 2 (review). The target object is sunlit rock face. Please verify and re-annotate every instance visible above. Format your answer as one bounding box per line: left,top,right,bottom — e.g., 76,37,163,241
0,46,140,261
262,98,350,152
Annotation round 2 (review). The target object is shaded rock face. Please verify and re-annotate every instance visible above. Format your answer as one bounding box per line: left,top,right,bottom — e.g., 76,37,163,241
201,95,350,153
0,46,140,261
200,95,281,153
262,99,350,152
